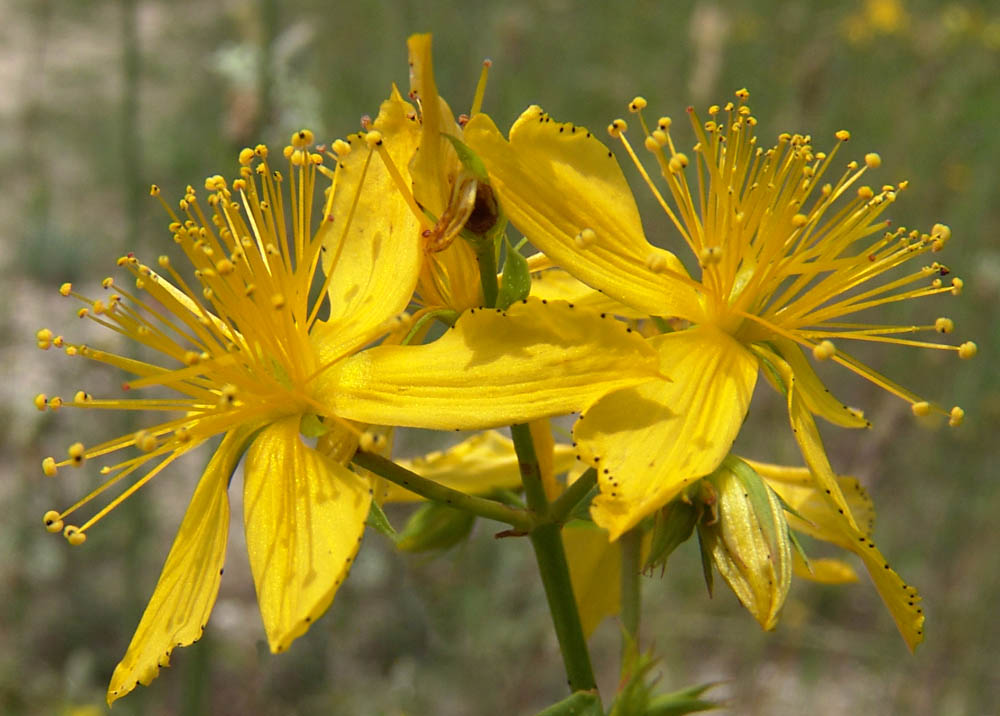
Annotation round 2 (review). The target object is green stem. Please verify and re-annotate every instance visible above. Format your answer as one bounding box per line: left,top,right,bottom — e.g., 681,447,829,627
510,424,599,696
474,240,499,308
549,467,598,524
620,528,642,655
352,451,533,532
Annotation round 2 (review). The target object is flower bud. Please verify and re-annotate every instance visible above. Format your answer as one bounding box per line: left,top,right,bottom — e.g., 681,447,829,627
396,502,475,553
698,457,792,630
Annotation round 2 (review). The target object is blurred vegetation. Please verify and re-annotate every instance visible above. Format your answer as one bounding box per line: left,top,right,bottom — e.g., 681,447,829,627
2,0,998,713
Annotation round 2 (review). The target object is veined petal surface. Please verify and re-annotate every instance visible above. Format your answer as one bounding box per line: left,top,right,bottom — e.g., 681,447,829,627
319,87,422,361
464,109,700,319
107,428,252,704
383,429,577,503
321,298,662,430
563,522,621,638
243,416,371,653
581,326,758,540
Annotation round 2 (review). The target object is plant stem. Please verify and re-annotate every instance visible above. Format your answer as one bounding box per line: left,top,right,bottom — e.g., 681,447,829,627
474,240,499,308
510,424,599,696
549,467,598,524
351,451,533,532
620,528,643,655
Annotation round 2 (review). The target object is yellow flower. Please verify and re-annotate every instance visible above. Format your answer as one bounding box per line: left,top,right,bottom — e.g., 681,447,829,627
403,32,493,312
36,97,663,703
464,91,972,545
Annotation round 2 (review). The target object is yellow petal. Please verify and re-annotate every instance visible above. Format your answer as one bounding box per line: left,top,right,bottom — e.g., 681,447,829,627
407,33,461,217
107,427,252,705
464,110,700,319
243,416,371,653
751,459,924,651
319,86,422,362
582,326,758,540
530,268,647,319
563,522,621,638
383,429,577,503
792,553,860,584
320,298,662,430
771,337,871,429
753,344,861,533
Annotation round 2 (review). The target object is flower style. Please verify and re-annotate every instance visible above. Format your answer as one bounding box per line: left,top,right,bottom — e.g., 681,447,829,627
464,91,974,648
35,95,663,702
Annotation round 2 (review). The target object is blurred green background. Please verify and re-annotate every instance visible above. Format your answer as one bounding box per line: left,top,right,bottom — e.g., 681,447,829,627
2,0,998,713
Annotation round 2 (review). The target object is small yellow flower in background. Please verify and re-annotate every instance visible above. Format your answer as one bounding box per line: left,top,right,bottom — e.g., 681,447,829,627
465,91,972,648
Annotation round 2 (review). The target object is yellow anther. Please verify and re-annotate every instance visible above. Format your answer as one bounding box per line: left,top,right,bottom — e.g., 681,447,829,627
36,328,54,349
64,526,87,546
49,396,63,410
291,129,315,148
58,282,73,297
183,350,201,366
608,119,628,138
935,317,954,334
950,277,964,296
175,425,192,443
812,340,836,360
135,430,157,452
949,406,965,427
254,144,268,158
699,246,722,266
68,442,86,465
734,88,750,100
629,96,647,112
958,341,977,359
791,213,809,228
911,401,931,417
668,153,689,172
857,186,874,200
864,152,882,169
657,117,672,130
34,393,48,411
91,300,106,315
364,131,383,148
651,129,668,146
42,457,58,477
932,223,951,241
574,228,597,249
645,252,669,273
332,139,351,157
931,278,942,288
238,147,255,165
359,432,387,452
215,258,235,275
271,293,286,310
73,391,92,403
644,135,660,152
43,510,63,532
835,130,850,142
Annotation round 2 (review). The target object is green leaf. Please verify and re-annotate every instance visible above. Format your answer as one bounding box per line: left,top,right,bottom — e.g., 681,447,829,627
497,235,532,309
645,681,725,715
365,500,397,539
533,690,603,716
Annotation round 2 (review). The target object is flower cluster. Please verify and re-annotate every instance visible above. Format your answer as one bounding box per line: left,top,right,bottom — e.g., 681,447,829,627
34,34,973,703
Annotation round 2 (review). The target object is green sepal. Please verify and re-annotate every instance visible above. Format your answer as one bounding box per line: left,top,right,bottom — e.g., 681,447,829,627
442,132,489,183
696,526,714,597
497,235,532,309
365,500,397,539
644,498,699,571
533,690,603,716
396,501,476,552
721,456,781,559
